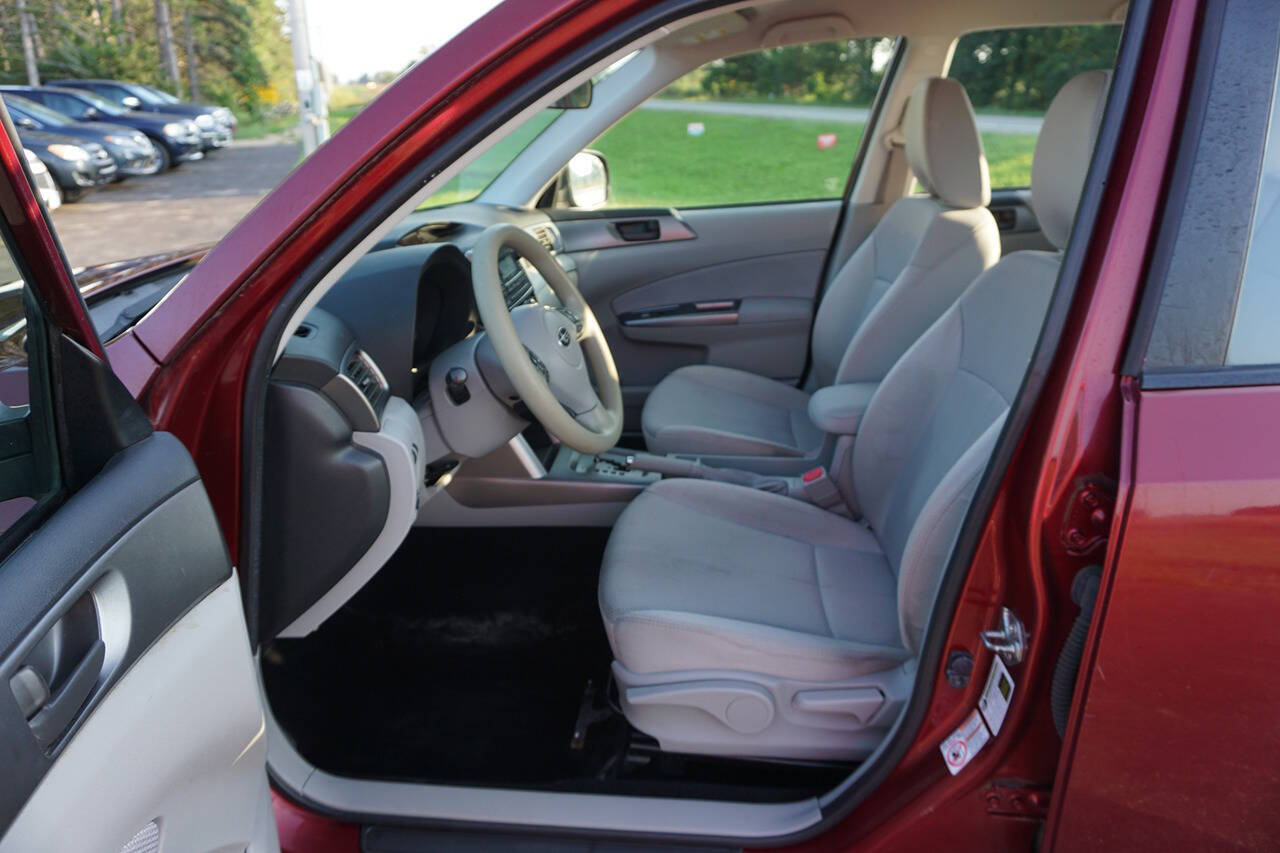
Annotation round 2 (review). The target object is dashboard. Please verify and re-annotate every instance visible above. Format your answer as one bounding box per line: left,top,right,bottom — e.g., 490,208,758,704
259,211,570,639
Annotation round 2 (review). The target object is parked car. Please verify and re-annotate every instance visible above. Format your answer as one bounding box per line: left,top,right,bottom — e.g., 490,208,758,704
51,79,234,151
134,82,238,134
15,127,115,202
0,1,1275,852
0,86,201,171
4,95,160,178
22,147,60,211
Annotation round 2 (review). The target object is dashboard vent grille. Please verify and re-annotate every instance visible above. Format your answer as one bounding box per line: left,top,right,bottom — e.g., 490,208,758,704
344,349,389,416
529,224,559,253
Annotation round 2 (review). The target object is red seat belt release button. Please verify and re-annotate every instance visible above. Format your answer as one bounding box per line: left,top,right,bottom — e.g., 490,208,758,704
800,466,844,511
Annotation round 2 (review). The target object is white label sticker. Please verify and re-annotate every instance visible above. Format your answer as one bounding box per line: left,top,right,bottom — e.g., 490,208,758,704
940,708,991,775
979,655,1015,736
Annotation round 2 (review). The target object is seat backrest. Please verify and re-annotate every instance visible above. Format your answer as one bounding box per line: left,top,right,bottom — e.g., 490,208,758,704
808,77,1000,390
850,69,1112,652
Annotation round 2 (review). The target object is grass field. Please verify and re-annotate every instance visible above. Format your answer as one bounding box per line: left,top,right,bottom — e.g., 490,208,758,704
281,99,1040,209
591,109,1038,207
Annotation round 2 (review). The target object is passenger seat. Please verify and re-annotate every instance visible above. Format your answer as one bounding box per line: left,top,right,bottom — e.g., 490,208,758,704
641,77,1001,468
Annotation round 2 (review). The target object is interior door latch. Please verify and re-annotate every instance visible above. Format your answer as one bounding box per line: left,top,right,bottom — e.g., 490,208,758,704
981,607,1027,667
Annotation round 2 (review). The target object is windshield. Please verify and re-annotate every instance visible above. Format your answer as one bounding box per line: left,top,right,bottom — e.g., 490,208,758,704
71,90,127,116
142,85,180,105
6,96,70,127
418,109,563,208
123,83,168,107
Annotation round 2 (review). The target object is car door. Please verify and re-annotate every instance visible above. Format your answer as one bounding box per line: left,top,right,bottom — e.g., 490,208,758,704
0,107,275,852
1048,2,1280,847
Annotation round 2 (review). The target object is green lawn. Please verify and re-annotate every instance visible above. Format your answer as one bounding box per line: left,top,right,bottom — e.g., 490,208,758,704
981,132,1038,189
235,103,368,141
234,113,296,140
593,109,865,207
591,109,1039,206
410,104,1043,211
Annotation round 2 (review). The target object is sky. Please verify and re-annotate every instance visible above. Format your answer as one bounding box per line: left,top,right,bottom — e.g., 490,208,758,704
305,0,504,82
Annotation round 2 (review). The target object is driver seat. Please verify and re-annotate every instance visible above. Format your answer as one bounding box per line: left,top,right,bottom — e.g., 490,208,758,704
599,70,1110,760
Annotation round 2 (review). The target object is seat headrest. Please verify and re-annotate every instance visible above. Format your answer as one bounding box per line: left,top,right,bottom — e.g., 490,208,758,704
1031,70,1112,250
905,77,990,209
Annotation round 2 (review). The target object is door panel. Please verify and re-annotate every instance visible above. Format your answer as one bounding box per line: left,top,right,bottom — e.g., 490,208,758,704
0,434,272,851
988,188,1053,254
557,200,840,428
4,577,269,853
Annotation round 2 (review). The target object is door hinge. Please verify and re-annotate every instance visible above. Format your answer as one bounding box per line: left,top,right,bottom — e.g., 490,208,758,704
1060,478,1116,557
984,782,1051,819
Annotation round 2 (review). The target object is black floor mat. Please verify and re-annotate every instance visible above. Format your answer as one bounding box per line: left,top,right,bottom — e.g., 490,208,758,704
263,526,851,800
263,526,615,786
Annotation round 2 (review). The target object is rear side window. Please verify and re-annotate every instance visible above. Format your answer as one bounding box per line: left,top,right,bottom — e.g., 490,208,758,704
947,25,1122,189
1223,63,1280,365
1136,0,1280,378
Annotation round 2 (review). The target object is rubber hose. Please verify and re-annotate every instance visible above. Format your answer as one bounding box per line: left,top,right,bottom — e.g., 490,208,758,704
1051,566,1103,738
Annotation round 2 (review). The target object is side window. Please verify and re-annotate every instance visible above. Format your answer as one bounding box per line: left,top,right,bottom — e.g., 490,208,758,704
585,38,897,209
41,94,86,119
946,25,1121,189
1223,65,1280,366
0,229,61,542
1138,1,1280,375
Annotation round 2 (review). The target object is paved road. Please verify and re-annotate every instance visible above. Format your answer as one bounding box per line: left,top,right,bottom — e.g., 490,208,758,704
640,99,1043,135
50,138,301,270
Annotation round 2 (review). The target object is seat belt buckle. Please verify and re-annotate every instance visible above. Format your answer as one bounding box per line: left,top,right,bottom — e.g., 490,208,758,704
799,467,846,513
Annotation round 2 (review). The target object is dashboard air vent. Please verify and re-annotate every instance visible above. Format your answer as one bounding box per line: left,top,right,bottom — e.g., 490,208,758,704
343,349,390,417
529,224,559,254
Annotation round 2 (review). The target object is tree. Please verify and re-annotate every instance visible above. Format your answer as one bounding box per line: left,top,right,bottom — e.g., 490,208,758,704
0,0,293,117
948,26,1121,112
182,5,200,100
154,0,181,93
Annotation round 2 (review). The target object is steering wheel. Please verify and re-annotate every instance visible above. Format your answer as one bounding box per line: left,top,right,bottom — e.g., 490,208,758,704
471,224,623,454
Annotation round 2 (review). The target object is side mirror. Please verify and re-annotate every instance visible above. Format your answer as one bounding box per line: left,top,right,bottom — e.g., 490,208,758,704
82,107,100,120
121,96,142,110
563,150,609,209
14,117,36,130
551,81,592,110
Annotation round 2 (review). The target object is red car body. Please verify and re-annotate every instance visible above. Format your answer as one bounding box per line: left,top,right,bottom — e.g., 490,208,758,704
2,0,1274,848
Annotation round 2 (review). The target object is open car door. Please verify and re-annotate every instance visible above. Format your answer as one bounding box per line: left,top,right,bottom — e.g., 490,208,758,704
0,108,275,851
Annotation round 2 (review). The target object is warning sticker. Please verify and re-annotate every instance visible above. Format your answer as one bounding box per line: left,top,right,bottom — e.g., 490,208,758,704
979,655,1015,736
940,709,991,775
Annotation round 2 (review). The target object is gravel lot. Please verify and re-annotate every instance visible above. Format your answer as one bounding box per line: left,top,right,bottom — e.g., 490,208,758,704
50,138,301,270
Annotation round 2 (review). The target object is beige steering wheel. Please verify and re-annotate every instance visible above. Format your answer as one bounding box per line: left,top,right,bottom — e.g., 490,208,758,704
471,224,623,454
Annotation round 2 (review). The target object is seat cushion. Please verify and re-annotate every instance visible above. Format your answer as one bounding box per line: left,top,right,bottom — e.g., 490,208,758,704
600,478,910,682
641,365,823,457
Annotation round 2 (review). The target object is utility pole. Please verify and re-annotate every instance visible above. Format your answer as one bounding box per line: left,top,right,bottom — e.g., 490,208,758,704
16,0,39,87
287,0,329,156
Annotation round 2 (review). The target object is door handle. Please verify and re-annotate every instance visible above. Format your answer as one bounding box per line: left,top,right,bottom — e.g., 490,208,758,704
613,219,660,242
25,638,104,748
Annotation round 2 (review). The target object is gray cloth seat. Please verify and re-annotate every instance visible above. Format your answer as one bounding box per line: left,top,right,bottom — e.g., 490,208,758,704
642,76,1001,461
601,70,1112,760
